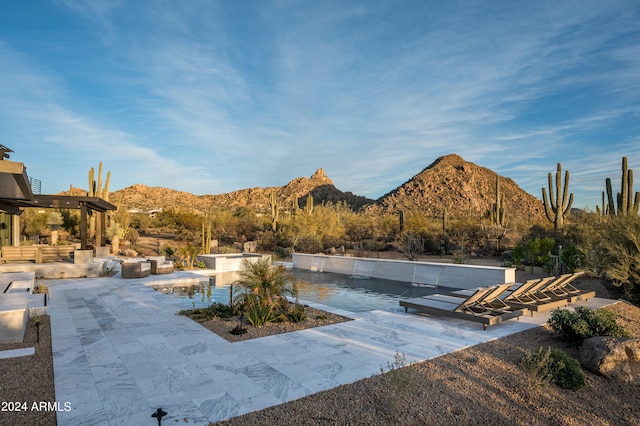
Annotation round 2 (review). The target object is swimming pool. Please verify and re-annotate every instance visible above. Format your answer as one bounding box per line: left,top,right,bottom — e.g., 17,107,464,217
154,269,460,313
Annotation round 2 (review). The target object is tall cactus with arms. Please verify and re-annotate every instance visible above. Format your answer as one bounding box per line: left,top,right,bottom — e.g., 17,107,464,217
605,156,640,216
490,175,506,226
542,163,574,232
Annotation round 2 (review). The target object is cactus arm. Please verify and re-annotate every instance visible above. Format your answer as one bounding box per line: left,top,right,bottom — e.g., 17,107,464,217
627,168,634,214
104,171,111,202
561,169,570,210
541,187,555,223
547,171,556,210
605,178,616,215
621,157,629,215
563,192,574,216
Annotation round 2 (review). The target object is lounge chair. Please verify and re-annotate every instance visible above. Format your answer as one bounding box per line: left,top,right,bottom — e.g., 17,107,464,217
522,272,594,303
539,271,590,299
399,286,527,330
448,283,515,311
503,278,570,316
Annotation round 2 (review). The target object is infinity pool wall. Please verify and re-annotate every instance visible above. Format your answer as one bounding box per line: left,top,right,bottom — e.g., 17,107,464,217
292,254,515,290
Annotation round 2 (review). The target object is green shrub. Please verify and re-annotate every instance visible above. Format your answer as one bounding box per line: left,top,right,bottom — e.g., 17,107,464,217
521,347,586,390
159,244,175,257
177,302,234,320
245,302,275,326
287,304,307,323
548,306,631,344
229,325,247,335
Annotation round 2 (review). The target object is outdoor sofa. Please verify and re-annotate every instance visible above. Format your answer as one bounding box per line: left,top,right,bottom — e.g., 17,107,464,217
148,256,174,275
121,259,151,278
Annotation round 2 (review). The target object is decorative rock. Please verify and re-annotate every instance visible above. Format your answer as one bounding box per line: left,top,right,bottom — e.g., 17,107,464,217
123,248,138,258
325,247,336,255
243,241,257,253
579,337,640,384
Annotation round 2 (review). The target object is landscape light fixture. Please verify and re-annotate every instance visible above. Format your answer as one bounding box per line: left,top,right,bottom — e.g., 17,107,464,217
151,408,167,425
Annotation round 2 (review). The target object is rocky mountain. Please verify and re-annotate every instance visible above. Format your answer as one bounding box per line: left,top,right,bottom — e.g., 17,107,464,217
65,154,545,223
98,168,372,213
367,154,545,222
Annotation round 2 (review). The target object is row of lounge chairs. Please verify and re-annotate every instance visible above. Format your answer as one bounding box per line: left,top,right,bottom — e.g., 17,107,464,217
399,272,595,329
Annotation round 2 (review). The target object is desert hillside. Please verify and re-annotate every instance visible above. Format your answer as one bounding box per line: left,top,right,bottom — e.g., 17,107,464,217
367,154,545,222
66,154,545,222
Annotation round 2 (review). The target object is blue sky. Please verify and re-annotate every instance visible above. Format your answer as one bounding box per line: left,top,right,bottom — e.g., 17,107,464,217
2,1,639,209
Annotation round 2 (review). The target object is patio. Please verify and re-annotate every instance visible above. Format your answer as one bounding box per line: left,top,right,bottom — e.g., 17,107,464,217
44,274,612,425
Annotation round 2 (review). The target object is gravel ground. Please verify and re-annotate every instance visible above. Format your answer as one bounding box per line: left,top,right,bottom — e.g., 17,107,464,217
214,301,640,426
187,306,352,343
1,276,638,426
0,316,56,426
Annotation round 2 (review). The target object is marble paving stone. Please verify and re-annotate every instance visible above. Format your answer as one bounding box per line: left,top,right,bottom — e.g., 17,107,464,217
0,347,35,359
49,276,613,425
90,361,130,382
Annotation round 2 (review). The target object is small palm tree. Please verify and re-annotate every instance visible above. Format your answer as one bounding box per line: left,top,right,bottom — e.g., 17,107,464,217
234,258,298,307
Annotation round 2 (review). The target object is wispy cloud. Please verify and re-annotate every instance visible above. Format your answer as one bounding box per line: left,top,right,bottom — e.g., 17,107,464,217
2,0,639,203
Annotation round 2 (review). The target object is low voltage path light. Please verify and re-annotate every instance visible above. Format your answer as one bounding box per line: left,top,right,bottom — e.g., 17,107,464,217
34,318,40,344
238,312,245,329
152,408,167,425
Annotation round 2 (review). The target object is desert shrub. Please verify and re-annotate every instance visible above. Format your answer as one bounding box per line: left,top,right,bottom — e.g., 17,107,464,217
178,302,234,320
521,347,585,390
273,246,292,259
548,306,631,344
287,304,307,323
229,325,247,335
207,302,234,319
159,244,175,257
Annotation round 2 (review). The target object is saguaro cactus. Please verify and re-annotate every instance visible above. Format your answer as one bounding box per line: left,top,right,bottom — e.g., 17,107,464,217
269,189,279,232
399,210,405,232
305,194,314,213
605,156,640,216
88,162,110,201
201,208,213,254
542,163,574,232
490,176,506,226
88,162,111,241
292,194,300,215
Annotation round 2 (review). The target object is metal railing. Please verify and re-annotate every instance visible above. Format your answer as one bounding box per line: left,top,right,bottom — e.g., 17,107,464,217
29,177,42,194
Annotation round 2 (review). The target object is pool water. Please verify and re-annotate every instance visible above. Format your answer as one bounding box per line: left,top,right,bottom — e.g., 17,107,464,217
155,269,459,313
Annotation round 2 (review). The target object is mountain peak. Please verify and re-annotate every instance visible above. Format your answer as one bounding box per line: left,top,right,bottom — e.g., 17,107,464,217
369,153,544,221
310,168,332,184
428,154,466,169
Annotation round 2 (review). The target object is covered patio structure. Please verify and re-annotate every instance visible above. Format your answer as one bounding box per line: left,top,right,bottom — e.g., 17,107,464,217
0,149,116,253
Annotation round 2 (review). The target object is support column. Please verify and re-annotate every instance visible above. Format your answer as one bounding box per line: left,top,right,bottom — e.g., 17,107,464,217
80,203,87,250
96,211,107,247
12,213,20,247
100,211,106,246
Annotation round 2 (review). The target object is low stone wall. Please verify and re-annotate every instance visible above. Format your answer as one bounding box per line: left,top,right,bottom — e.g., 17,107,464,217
196,253,269,272
292,254,515,290
0,262,105,279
